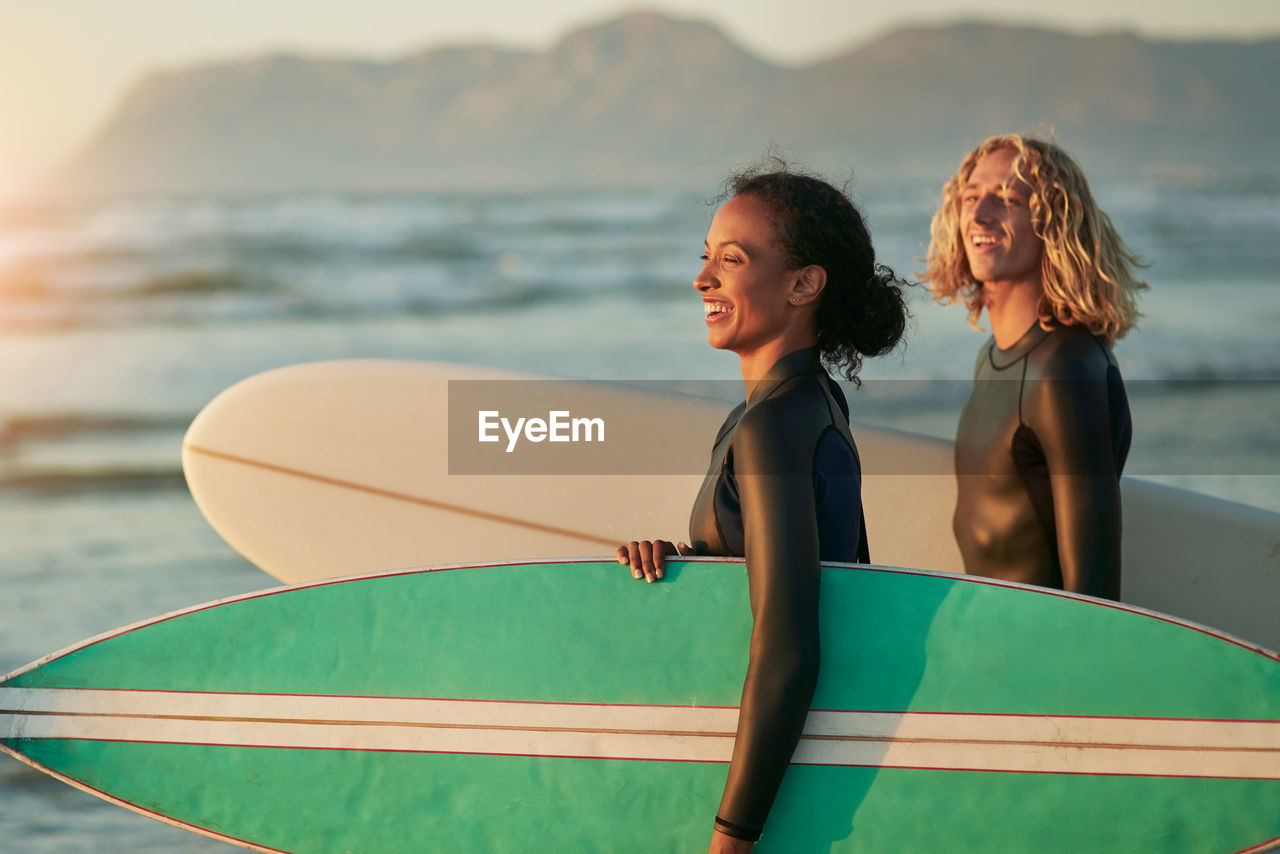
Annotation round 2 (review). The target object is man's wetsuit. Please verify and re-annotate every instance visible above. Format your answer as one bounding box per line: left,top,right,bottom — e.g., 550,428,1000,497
687,347,868,842
954,323,1131,598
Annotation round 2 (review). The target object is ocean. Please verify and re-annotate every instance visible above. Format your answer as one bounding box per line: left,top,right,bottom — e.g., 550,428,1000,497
1,182,1278,851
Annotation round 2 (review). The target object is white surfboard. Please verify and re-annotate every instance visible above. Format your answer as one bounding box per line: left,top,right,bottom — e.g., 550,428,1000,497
182,360,1280,652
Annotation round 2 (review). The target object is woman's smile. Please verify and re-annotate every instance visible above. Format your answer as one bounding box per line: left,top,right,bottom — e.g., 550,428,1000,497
703,300,733,323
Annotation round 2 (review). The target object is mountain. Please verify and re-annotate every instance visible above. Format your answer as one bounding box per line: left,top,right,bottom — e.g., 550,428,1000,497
48,11,1280,196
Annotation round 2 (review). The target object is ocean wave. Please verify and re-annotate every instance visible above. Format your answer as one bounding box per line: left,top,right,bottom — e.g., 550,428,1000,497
0,759,54,789
2,254,279,296
1128,367,1280,385
130,269,277,297
382,233,489,261
0,266,689,330
0,412,188,491
0,468,186,494
0,414,191,446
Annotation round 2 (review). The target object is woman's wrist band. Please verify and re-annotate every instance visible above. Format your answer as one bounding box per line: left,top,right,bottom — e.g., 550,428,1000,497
714,816,762,842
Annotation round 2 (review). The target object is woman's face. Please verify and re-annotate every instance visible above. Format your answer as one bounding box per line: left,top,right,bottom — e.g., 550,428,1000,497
694,193,796,357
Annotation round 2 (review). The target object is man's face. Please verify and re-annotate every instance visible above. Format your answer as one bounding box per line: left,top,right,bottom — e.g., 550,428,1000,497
959,147,1044,289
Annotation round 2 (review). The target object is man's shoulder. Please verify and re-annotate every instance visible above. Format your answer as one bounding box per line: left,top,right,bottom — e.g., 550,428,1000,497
972,336,995,375
1028,325,1117,381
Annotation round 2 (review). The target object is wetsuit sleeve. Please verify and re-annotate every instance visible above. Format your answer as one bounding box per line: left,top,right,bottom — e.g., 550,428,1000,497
1027,364,1124,600
715,402,821,838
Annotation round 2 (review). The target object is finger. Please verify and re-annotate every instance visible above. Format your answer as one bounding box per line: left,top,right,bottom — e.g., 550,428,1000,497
676,541,695,556
638,540,656,583
653,541,670,580
616,545,629,565
627,541,642,579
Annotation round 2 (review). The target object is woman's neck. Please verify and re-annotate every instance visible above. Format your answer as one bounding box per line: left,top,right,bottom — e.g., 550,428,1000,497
737,332,816,390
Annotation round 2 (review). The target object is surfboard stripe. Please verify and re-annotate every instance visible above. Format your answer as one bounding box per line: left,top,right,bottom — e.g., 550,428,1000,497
4,688,1278,779
182,443,620,547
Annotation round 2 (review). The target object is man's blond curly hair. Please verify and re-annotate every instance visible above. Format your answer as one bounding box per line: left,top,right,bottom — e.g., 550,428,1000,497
923,134,1147,343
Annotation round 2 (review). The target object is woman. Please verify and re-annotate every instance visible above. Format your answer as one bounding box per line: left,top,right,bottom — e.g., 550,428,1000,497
618,166,909,852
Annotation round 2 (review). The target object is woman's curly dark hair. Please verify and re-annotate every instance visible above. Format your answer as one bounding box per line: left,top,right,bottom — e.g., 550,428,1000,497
725,162,910,384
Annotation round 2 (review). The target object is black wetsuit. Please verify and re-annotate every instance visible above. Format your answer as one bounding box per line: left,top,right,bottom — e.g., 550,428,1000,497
954,323,1131,599
687,347,868,842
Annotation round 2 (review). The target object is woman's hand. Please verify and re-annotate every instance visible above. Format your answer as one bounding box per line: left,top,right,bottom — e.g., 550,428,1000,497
615,540,693,583
708,829,754,853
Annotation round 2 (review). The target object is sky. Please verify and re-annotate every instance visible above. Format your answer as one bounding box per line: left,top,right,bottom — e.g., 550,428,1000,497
2,0,1278,200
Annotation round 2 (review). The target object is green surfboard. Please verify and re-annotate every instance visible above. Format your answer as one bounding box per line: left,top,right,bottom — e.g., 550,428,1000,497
3,557,1279,852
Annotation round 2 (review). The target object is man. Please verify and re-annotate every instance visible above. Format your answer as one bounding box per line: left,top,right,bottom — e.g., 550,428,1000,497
924,134,1147,599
